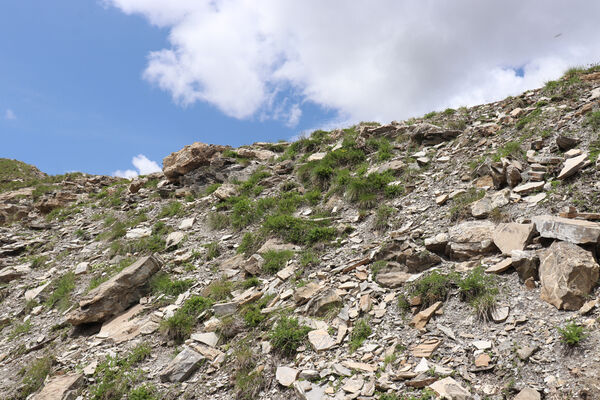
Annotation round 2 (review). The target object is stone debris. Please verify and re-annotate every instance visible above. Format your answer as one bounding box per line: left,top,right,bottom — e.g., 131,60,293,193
67,255,162,325
2,74,600,399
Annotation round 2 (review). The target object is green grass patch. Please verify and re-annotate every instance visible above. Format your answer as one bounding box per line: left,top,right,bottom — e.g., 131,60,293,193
160,296,214,343
557,321,587,347
16,354,54,399
45,272,75,311
349,318,372,352
150,272,193,296
262,250,294,274
269,316,311,356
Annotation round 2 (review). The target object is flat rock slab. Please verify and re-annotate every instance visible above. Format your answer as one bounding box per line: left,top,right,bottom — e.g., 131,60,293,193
557,153,587,179
411,339,441,358
447,220,498,261
191,332,219,347
410,301,443,330
97,304,148,343
492,223,536,255
513,181,544,195
0,263,30,283
470,188,509,218
308,329,336,351
485,258,513,274
276,366,299,387
514,387,541,400
533,215,600,244
32,373,82,400
429,377,471,400
67,255,162,325
160,346,204,382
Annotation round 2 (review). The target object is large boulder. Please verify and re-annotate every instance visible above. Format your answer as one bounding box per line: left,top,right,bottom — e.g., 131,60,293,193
160,346,204,382
533,215,600,244
162,142,228,182
408,123,461,145
539,241,599,310
446,221,498,261
470,188,510,218
67,255,162,325
35,191,78,214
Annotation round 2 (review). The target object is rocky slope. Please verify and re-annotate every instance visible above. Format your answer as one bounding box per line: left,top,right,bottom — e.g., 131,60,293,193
1,66,600,400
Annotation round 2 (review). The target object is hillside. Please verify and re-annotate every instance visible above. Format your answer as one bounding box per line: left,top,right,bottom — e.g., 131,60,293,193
0,65,600,400
0,159,46,193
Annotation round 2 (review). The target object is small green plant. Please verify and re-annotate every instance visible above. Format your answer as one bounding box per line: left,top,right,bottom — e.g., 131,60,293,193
457,266,498,319
241,295,273,328
374,205,394,231
370,260,388,279
9,319,32,340
45,272,75,311
585,111,600,132
30,255,49,269
424,111,437,119
237,232,265,257
492,141,524,161
205,241,220,260
232,341,265,400
158,201,184,218
263,214,336,245
17,354,54,399
207,212,230,230
242,277,260,289
261,250,294,274
90,342,152,400
449,187,485,221
160,295,214,343
128,384,160,400
205,278,233,301
349,318,372,352
409,270,457,308
269,316,311,356
150,272,193,296
299,249,318,268
557,321,587,347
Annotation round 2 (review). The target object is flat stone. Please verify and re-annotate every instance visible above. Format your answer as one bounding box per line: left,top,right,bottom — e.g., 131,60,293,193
472,340,492,350
492,223,535,255
474,353,491,367
517,345,538,361
410,301,443,330
32,373,82,400
305,288,342,316
191,332,219,347
0,264,30,283
490,306,509,323
429,377,471,400
74,262,89,275
485,258,512,274
166,231,185,248
513,181,544,195
333,363,352,376
514,387,541,400
308,329,336,352
447,220,497,261
307,152,326,161
258,238,301,253
533,215,600,244
178,217,195,230
342,377,364,393
376,267,413,288
557,153,587,179
97,304,147,343
125,227,151,239
411,339,441,358
212,301,238,316
276,366,299,387
160,346,204,382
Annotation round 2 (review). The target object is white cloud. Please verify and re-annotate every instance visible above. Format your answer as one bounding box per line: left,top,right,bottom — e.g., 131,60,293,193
132,154,161,175
106,0,600,126
113,154,161,179
4,109,16,120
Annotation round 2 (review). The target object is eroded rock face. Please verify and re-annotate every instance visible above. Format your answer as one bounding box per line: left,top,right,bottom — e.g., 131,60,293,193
162,142,228,182
67,255,162,325
408,123,461,145
35,191,78,214
446,220,498,261
539,241,599,310
533,215,600,244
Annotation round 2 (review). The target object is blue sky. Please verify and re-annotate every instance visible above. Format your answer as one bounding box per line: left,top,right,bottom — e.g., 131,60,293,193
0,1,333,175
1,1,599,177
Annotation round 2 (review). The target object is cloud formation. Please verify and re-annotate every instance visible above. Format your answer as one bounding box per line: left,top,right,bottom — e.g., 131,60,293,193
106,0,600,126
114,154,161,179
4,109,16,120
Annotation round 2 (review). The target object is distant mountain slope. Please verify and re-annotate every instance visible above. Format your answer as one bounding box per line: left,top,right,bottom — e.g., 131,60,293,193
0,158,46,193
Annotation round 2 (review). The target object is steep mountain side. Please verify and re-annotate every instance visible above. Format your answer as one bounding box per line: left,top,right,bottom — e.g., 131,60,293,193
0,65,600,400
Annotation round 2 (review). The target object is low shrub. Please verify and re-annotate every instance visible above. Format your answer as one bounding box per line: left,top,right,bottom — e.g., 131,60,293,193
269,316,311,356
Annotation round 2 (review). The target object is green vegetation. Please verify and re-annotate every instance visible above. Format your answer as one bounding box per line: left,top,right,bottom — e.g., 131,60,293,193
424,111,437,119
557,321,587,347
150,272,193,296
349,318,372,352
238,169,271,197
158,201,184,218
367,137,393,161
374,205,394,231
204,183,222,195
261,250,294,274
242,277,260,289
89,343,153,400
492,141,524,161
15,354,54,399
9,320,32,340
299,249,318,268
207,211,230,230
269,316,311,356
241,295,273,328
588,139,600,162
408,270,457,308
232,340,265,400
515,108,542,130
205,278,232,301
30,255,49,269
160,295,214,343
370,260,388,279
205,241,220,260
585,110,600,132
88,258,133,291
263,214,337,245
45,272,75,311
457,266,498,320
449,188,485,221
46,204,83,222
237,232,265,257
